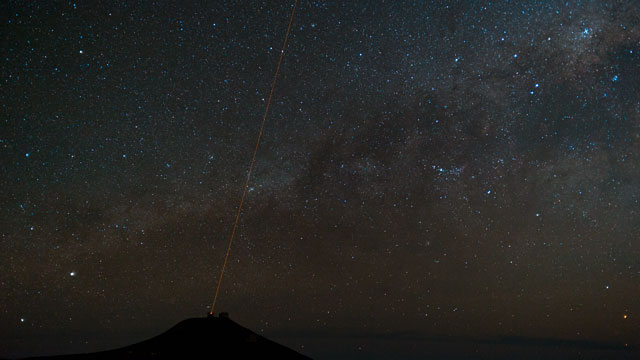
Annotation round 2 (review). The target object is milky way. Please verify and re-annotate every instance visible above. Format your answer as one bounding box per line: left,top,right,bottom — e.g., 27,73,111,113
2,1,639,358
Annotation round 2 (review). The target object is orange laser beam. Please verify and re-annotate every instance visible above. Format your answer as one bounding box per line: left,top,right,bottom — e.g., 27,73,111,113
210,0,298,316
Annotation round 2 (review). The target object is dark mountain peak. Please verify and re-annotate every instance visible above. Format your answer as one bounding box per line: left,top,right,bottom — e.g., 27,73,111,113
26,314,311,359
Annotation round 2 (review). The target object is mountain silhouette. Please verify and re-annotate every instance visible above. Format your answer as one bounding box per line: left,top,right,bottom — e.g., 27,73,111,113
23,314,312,359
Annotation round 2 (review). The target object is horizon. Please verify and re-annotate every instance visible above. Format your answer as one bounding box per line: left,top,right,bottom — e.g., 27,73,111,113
2,314,635,359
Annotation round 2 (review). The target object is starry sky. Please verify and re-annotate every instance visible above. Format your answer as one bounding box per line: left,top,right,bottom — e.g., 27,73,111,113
2,0,639,358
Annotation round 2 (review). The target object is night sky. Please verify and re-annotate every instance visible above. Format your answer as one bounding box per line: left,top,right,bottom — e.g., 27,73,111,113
2,0,639,358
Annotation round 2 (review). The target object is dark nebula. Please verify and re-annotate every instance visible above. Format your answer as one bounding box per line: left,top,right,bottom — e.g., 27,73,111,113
2,1,639,359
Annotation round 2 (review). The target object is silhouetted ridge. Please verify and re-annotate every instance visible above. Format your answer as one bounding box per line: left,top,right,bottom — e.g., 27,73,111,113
25,316,312,359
